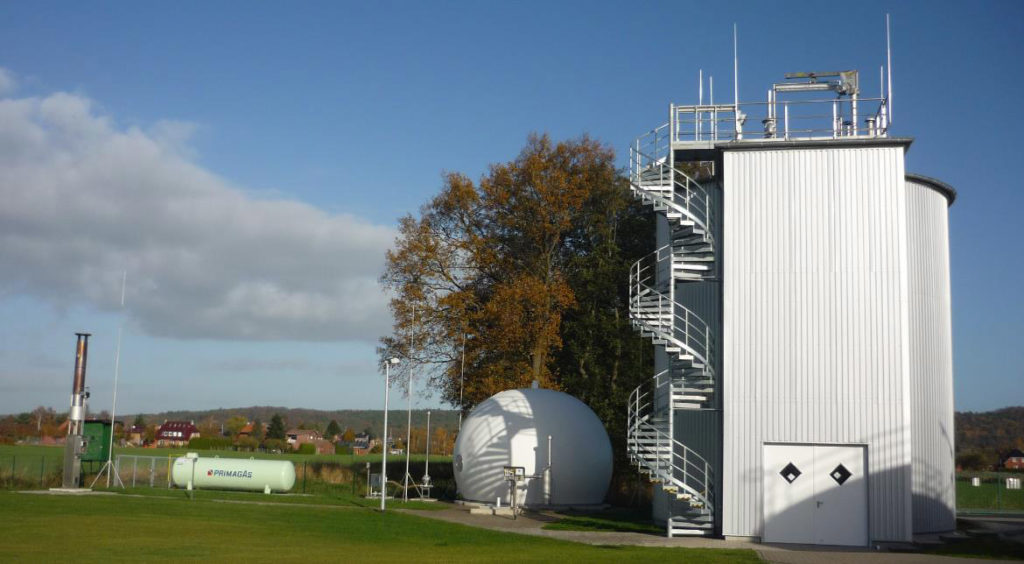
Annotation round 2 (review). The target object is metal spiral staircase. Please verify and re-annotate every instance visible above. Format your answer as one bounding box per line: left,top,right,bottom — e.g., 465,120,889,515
627,125,717,537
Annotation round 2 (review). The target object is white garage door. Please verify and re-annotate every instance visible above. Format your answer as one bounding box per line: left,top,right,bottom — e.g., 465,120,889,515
763,443,867,546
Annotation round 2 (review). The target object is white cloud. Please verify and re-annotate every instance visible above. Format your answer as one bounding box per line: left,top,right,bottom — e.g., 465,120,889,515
0,90,395,341
0,67,15,95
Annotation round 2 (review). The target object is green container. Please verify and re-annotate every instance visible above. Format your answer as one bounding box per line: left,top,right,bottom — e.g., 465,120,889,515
82,420,112,462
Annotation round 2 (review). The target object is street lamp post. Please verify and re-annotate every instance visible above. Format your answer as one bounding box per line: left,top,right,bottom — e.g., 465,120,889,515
380,357,400,512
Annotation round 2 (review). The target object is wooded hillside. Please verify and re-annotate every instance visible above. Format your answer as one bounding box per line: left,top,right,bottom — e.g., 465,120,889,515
142,406,459,439
955,407,1024,469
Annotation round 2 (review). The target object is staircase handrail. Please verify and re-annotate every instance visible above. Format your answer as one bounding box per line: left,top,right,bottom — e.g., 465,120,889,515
628,248,715,371
627,383,715,510
633,122,672,163
626,368,673,424
629,146,713,238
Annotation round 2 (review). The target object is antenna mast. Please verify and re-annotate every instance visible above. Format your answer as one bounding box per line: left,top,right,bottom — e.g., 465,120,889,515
733,23,741,137
886,13,893,124
699,69,704,105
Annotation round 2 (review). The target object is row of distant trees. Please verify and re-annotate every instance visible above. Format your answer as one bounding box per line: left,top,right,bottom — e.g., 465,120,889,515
173,412,457,455
0,406,68,443
0,407,458,456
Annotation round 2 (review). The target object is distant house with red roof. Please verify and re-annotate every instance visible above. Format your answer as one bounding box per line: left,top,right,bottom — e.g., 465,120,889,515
286,429,321,446
126,425,146,446
1003,449,1024,470
236,421,267,439
155,421,199,447
286,429,333,454
351,433,375,456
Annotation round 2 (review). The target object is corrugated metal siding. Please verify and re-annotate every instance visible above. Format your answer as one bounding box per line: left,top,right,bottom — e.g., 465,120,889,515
675,280,724,533
722,145,913,542
675,281,722,411
675,408,723,532
906,180,956,533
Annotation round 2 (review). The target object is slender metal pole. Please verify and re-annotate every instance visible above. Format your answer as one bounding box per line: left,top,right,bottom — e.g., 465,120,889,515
784,104,789,140
710,76,716,140
424,410,431,489
381,361,392,511
404,307,415,502
546,435,552,505
886,13,893,124
733,23,740,138
106,271,126,488
698,69,703,105
697,70,703,140
458,331,466,432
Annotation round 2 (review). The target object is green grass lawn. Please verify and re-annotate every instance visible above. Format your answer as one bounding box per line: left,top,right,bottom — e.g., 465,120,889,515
96,484,447,511
0,491,761,563
957,478,1024,512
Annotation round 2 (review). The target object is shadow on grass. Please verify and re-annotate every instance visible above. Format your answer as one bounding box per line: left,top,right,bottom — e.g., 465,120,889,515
921,537,1024,561
542,508,664,535
95,485,446,510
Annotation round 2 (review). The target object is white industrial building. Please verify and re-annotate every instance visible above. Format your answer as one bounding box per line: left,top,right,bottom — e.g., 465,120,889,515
626,68,955,545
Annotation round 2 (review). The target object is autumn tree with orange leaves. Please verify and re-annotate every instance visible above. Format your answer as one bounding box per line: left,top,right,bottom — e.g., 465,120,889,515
380,134,652,446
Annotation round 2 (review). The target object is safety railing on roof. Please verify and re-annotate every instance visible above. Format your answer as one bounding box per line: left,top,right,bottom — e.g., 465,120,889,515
671,97,889,143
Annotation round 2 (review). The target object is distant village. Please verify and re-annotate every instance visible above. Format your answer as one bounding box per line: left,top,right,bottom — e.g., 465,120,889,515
0,407,457,457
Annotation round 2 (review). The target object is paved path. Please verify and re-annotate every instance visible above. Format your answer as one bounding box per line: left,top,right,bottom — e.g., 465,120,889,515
399,504,1021,563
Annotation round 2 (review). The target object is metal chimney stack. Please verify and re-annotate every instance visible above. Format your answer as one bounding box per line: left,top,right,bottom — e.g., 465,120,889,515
62,333,91,488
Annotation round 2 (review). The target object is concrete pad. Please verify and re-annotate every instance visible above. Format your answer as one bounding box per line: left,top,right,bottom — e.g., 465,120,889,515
29,488,117,495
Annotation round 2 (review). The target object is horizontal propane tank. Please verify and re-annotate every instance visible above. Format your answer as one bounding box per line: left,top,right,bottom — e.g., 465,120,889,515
171,453,295,493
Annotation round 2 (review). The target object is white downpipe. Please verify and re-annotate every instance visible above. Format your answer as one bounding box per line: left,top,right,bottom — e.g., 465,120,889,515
545,435,552,505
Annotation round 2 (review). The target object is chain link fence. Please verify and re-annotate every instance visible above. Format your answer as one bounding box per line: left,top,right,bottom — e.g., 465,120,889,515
113,454,174,488
8,450,1013,512
2,451,456,500
956,471,1024,513
0,454,62,489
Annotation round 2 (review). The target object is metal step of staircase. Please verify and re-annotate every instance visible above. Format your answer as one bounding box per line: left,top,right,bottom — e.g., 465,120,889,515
629,134,717,538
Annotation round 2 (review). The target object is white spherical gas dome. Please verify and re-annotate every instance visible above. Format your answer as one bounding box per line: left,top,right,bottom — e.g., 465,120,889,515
453,387,612,507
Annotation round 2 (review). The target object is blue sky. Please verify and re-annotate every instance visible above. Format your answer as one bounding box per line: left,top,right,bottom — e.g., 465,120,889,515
0,1,1020,416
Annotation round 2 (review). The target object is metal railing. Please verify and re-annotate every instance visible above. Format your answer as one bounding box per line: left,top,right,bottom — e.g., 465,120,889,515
629,248,715,373
114,454,175,488
0,454,60,489
627,382,714,512
629,145,714,238
956,471,1024,513
671,97,889,143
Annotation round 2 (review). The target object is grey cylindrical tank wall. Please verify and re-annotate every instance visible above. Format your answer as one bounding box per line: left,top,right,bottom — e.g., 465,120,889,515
905,176,956,533
722,144,915,542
